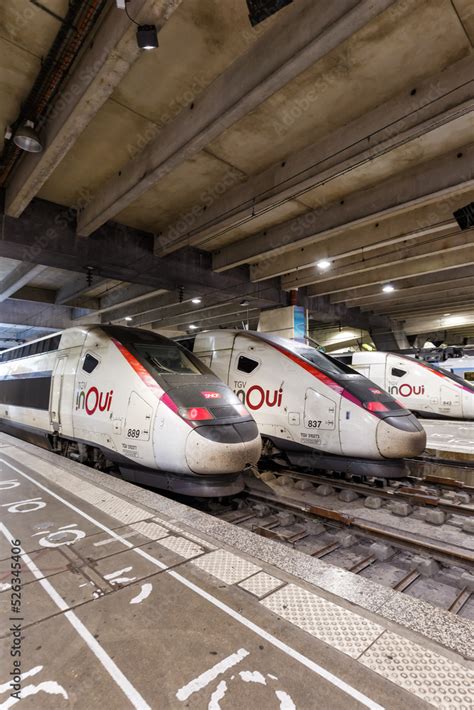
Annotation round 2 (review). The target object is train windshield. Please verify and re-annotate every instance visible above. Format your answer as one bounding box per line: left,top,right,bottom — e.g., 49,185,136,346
293,346,356,378
101,325,212,379
134,343,202,375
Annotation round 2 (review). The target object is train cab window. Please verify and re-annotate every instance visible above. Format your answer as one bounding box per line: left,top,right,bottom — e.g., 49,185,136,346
391,367,407,378
83,353,99,374
237,355,259,374
134,343,202,374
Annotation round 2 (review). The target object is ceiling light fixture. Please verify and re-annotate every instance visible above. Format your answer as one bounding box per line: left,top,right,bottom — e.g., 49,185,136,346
124,316,133,322
316,259,331,271
240,299,249,307
189,324,197,330
120,1,158,49
443,313,451,317
191,297,202,304
246,0,293,26
382,284,395,293
453,202,474,231
13,120,42,152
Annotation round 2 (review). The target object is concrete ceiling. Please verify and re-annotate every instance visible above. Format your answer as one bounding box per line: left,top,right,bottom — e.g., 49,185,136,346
0,0,473,348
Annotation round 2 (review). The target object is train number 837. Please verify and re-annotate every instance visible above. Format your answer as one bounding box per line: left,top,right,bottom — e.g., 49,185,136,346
307,420,322,428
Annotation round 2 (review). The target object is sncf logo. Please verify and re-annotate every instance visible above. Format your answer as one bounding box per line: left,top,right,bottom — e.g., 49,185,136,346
201,391,221,399
236,385,283,411
76,387,113,415
389,384,425,397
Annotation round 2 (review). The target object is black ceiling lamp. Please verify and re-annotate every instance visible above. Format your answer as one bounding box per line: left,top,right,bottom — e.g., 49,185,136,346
136,24,158,50
246,0,293,26
453,202,474,231
120,0,158,50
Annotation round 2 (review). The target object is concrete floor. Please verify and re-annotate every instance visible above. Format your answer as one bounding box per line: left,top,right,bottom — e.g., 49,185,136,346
0,437,473,709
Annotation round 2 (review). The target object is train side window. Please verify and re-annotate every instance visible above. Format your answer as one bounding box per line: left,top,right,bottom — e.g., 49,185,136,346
237,355,259,374
391,367,406,378
83,353,99,374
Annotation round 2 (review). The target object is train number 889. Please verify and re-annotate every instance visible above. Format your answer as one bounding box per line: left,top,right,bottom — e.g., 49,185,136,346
127,428,141,438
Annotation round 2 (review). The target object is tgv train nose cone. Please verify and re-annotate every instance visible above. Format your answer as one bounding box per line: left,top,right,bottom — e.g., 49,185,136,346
185,421,262,474
376,414,426,458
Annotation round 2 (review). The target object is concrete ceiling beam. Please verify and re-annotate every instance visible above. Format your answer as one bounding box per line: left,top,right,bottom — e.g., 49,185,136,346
345,276,474,307
55,275,110,305
368,298,474,318
329,264,474,304
0,199,266,301
156,310,261,334
95,285,168,316
159,54,474,258
307,238,474,298
76,0,397,237
256,220,459,284
359,285,474,311
213,145,474,272
150,302,265,330
103,281,284,326
281,228,473,290
0,299,73,330
0,262,48,303
4,0,184,218
9,286,56,304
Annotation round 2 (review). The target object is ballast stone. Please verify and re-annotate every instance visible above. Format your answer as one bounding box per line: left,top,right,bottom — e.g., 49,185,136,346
365,496,382,509
414,556,439,577
277,512,295,527
315,484,335,497
425,510,446,526
462,518,474,534
369,542,393,561
390,502,412,517
295,479,313,490
338,489,359,503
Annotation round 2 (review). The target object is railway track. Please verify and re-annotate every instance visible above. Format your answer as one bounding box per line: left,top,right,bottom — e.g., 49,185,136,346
257,465,474,517
201,467,474,620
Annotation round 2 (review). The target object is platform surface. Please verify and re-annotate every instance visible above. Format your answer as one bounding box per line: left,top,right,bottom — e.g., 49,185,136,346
0,433,473,710
423,419,474,455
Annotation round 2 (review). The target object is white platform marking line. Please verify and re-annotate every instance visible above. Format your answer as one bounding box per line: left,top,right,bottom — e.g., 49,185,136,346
0,459,383,710
130,583,152,605
176,648,249,701
0,522,151,710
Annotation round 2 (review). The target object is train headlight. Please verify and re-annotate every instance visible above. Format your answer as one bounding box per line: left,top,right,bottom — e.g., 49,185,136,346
364,401,389,413
179,407,214,422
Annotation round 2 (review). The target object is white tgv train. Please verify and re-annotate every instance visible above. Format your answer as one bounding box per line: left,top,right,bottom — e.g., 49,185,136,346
0,326,261,495
193,331,426,477
343,352,474,420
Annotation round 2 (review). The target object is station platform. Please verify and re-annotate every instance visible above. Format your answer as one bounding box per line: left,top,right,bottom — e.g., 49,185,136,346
0,433,473,709
423,419,474,460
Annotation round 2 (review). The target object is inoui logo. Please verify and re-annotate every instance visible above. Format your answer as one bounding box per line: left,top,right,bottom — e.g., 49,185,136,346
236,385,283,410
75,387,113,415
389,383,425,397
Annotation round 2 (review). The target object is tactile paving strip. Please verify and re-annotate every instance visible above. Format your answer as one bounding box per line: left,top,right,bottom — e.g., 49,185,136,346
261,584,384,659
191,549,261,584
130,521,169,540
157,519,217,549
238,572,285,598
360,631,474,708
12,450,150,524
157,536,204,559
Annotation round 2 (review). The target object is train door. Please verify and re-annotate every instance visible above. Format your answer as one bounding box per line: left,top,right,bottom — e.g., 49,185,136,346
303,388,338,452
440,384,461,417
50,356,67,431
